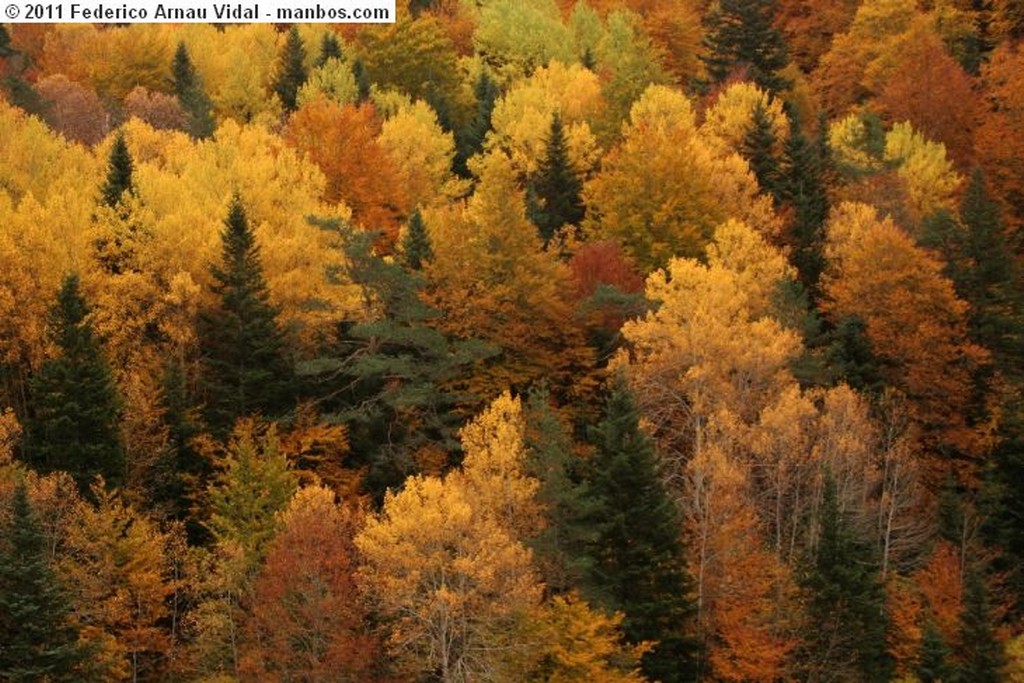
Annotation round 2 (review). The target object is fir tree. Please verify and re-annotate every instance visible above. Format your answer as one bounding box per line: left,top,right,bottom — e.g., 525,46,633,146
351,57,371,103
100,131,135,210
781,108,830,298
24,274,124,491
741,101,783,203
313,32,343,69
198,196,295,437
400,208,433,271
0,484,83,682
530,113,585,244
171,42,215,139
155,361,207,540
272,27,308,113
918,618,952,683
803,473,892,681
454,71,499,177
956,569,1006,683
702,0,791,93
583,376,699,683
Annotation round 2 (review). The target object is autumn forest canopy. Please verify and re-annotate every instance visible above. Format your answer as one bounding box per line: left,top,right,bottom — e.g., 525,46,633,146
2,0,1024,680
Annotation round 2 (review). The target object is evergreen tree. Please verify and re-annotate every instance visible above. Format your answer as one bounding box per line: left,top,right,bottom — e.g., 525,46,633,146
100,131,135,210
530,113,585,244
400,208,433,271
583,376,699,683
918,617,952,683
198,196,294,437
702,0,791,93
24,274,124,491
351,58,371,103
741,101,783,203
955,568,1006,683
155,361,207,539
313,32,343,69
0,25,45,116
0,484,83,682
454,71,499,177
803,474,892,681
782,108,829,298
171,42,215,139
272,27,308,113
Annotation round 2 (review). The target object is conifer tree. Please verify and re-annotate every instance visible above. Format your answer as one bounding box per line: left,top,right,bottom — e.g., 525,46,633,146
530,113,585,244
24,274,124,491
400,208,433,271
956,569,1006,683
351,57,371,103
454,71,499,177
198,196,294,437
583,376,699,683
781,108,829,298
702,0,790,93
171,42,215,139
918,618,952,683
803,474,892,681
313,32,343,69
0,484,83,682
272,27,308,113
100,131,135,210
741,101,783,203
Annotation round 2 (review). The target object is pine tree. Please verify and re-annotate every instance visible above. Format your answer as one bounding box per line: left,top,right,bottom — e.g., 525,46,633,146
956,569,1006,683
803,474,892,681
0,484,83,682
100,131,135,210
272,27,308,113
781,108,830,299
530,113,585,244
741,101,783,203
400,208,433,271
351,58,371,103
155,361,207,540
198,196,294,437
313,32,343,69
583,376,699,683
171,42,215,139
702,0,791,93
918,618,952,683
24,274,124,491
454,71,499,177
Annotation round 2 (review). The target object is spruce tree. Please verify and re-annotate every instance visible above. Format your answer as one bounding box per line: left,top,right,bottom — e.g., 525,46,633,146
351,58,371,103
454,71,499,177
95,131,147,275
400,208,433,271
956,569,1006,683
702,0,791,93
24,274,124,491
100,131,135,210
171,42,215,139
272,27,308,113
781,108,829,299
313,32,343,69
583,376,699,683
741,101,783,203
0,484,83,682
198,196,294,437
803,474,892,681
918,618,952,683
530,113,585,244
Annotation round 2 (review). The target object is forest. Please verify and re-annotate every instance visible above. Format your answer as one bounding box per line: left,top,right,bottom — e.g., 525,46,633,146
1,0,1024,680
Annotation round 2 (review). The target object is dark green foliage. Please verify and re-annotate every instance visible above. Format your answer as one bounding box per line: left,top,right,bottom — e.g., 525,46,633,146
313,32,343,69
400,208,433,271
155,361,208,540
454,71,499,177
272,27,308,113
918,618,952,683
303,223,492,500
523,390,599,595
529,113,585,244
741,101,783,203
351,58,371,104
171,42,215,139
824,315,885,395
583,376,699,683
955,569,1005,683
0,27,46,117
198,196,295,437
782,108,830,298
24,274,124,491
0,485,83,682
701,0,791,93
100,131,135,210
802,474,892,682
